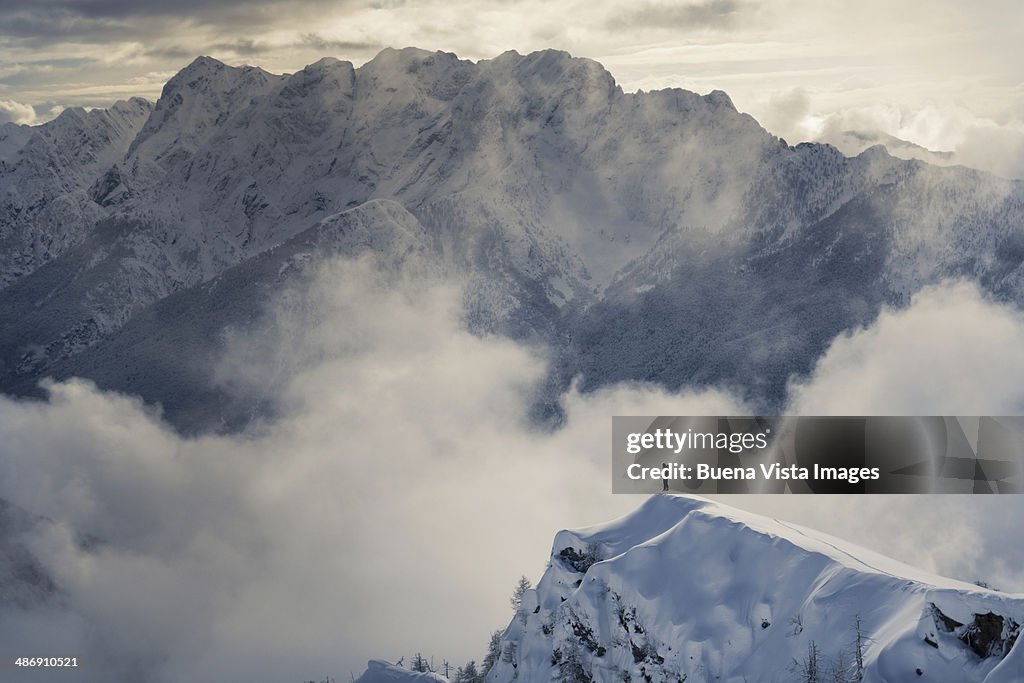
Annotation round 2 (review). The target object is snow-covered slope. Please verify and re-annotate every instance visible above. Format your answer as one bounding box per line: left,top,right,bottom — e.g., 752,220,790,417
356,660,449,683
0,98,152,285
488,495,1023,683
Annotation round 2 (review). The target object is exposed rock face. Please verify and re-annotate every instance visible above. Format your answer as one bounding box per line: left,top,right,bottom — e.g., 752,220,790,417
931,603,1022,659
89,164,131,206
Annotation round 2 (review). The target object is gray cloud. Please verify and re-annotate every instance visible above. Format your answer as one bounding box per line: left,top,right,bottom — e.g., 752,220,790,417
0,8,154,44
0,0,352,48
612,0,750,30
139,45,203,61
298,32,381,54
0,0,325,22
0,6,188,44
142,35,379,63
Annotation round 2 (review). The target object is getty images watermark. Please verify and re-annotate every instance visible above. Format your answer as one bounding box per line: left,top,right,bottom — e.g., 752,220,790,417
612,416,1024,494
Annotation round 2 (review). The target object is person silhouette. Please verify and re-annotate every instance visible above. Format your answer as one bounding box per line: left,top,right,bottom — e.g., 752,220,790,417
662,463,670,491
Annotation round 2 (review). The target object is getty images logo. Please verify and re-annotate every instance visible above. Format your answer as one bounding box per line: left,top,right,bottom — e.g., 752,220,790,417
625,426,770,455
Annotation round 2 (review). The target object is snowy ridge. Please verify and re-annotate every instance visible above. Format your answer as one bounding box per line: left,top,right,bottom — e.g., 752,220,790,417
488,495,1023,683
0,97,152,285
356,660,450,683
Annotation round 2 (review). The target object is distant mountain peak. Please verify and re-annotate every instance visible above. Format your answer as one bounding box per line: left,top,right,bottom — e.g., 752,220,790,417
509,48,615,83
110,96,153,112
303,55,348,69
183,54,228,72
364,46,463,69
158,54,274,101
703,88,736,110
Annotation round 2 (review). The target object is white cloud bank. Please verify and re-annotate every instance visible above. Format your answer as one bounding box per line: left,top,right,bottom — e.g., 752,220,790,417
0,258,741,682
788,280,1024,415
0,265,1022,682
749,90,1024,179
0,99,37,125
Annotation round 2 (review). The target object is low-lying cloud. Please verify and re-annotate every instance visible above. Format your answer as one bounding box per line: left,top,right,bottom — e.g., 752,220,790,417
0,264,1022,682
0,257,740,682
788,280,1024,415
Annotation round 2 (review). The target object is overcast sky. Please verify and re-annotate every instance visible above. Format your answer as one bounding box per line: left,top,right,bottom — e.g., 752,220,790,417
1,0,1023,171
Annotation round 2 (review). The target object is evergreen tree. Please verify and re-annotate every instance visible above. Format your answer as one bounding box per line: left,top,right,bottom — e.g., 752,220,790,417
482,631,502,674
410,653,430,673
510,575,532,611
462,660,481,683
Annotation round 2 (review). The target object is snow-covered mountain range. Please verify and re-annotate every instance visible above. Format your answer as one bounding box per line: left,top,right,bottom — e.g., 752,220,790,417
2,48,1024,428
468,495,1023,683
